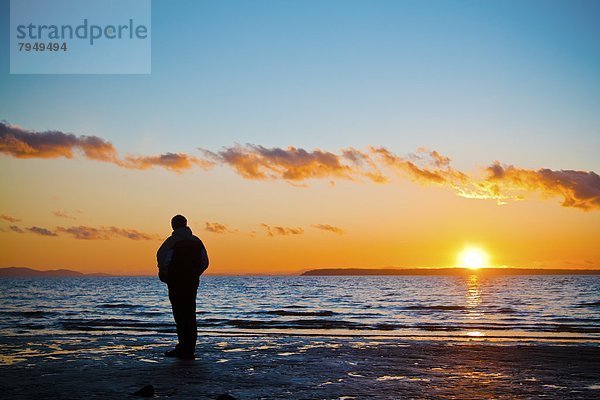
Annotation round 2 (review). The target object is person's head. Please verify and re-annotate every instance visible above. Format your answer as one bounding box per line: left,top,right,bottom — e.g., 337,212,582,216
171,214,187,230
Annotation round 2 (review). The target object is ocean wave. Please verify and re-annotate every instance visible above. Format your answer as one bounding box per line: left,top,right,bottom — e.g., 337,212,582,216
60,318,171,331
0,310,54,318
263,310,336,317
17,316,600,335
402,305,467,311
15,322,46,330
227,319,363,330
496,307,518,314
575,301,600,308
550,324,600,333
96,303,140,309
135,311,166,317
2,276,599,339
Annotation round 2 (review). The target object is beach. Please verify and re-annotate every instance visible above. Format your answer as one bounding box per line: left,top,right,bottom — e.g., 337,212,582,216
1,276,599,398
1,332,599,399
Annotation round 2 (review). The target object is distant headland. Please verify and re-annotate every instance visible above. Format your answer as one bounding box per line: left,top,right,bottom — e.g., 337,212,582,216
301,268,600,276
0,267,113,278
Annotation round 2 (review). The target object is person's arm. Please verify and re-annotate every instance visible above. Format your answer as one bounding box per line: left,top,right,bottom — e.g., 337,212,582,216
200,244,209,270
156,236,175,268
195,239,209,273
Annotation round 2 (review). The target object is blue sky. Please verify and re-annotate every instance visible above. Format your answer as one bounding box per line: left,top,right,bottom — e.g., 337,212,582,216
1,0,599,171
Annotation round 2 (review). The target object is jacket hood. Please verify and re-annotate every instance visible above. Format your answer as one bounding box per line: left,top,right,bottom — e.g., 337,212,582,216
172,226,194,239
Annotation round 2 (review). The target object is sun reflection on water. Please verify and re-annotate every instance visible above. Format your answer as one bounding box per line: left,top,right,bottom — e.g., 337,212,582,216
466,275,481,310
465,274,485,337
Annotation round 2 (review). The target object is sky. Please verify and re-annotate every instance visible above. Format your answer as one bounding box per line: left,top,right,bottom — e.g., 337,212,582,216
1,0,599,275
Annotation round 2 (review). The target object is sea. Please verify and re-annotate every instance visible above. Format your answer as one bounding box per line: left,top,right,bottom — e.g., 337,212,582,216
1,275,599,341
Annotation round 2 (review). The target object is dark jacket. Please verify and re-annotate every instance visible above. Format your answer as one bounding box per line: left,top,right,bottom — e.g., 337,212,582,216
157,227,209,284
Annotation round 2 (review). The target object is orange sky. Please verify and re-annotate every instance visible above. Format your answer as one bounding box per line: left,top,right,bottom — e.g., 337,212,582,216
1,154,598,275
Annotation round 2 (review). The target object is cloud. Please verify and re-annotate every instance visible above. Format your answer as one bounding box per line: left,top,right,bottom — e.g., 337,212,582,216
56,226,109,240
2,122,598,211
53,210,76,220
481,163,600,211
120,153,214,173
0,122,212,173
201,144,386,183
0,121,117,161
204,222,236,234
27,226,58,237
370,146,467,186
260,223,304,236
56,225,160,240
106,226,160,240
6,225,57,236
311,224,344,234
0,214,21,223
371,147,600,211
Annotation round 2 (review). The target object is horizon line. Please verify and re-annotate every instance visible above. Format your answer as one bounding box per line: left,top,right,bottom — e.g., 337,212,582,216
2,266,600,277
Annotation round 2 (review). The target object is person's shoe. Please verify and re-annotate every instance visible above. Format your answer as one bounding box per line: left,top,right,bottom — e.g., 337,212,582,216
164,348,195,360
164,348,181,357
178,352,195,360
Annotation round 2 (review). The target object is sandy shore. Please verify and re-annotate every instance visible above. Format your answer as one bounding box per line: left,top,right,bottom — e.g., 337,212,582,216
1,332,599,399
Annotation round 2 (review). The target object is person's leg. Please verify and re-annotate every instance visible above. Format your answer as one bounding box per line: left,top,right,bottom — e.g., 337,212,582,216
168,287,185,351
178,286,198,355
167,284,197,357
189,288,197,350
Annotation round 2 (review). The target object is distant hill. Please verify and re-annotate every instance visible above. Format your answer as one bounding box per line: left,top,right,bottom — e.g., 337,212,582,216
301,268,600,276
0,267,112,278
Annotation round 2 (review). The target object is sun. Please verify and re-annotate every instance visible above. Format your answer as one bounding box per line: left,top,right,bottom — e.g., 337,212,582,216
458,247,489,270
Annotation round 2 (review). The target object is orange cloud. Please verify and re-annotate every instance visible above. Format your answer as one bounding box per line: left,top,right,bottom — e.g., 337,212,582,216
2,122,598,211
311,224,344,234
0,122,117,161
56,225,159,240
106,226,160,240
205,222,236,234
55,226,110,240
201,144,385,183
120,153,214,173
9,225,24,233
370,147,600,211
53,210,76,220
0,214,21,223
0,122,212,173
7,225,58,236
482,163,600,211
260,223,304,236
370,146,467,185
27,226,58,237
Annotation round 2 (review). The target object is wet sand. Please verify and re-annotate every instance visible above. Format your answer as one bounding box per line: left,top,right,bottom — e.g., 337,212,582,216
1,333,599,399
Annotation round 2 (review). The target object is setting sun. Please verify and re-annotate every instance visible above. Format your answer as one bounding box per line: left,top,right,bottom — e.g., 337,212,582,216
458,247,490,270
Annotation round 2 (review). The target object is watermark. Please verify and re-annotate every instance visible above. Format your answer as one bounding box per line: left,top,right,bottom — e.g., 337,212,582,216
10,0,151,74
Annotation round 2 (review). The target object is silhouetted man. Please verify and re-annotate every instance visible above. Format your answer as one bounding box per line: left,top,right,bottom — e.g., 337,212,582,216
157,215,209,359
